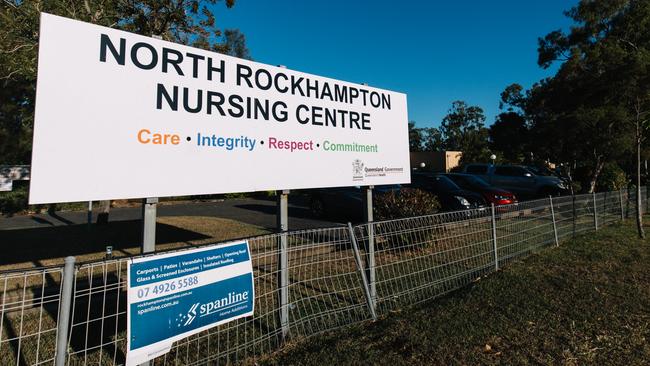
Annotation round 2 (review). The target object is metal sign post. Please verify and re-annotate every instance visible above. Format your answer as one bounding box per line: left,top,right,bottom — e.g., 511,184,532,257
276,64,291,341
87,201,93,227
141,197,158,253
276,189,290,340
139,197,158,366
361,185,376,308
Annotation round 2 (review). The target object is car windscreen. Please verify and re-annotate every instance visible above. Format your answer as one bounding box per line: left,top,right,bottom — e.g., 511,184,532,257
429,176,461,191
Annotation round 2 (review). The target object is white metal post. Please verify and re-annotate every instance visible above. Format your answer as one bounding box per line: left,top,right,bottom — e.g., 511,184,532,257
626,186,630,219
348,223,377,320
592,192,598,231
141,198,158,254
572,195,577,237
55,256,76,366
277,189,289,340
549,196,559,247
619,189,625,220
139,197,158,366
491,204,498,270
276,65,290,341
87,201,92,226
362,186,375,307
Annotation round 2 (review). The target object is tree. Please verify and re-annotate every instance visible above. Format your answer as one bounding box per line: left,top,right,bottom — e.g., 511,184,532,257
408,122,424,152
489,83,530,163
440,101,490,164
1,0,249,222
537,0,650,238
421,127,444,151
221,29,251,59
489,112,528,163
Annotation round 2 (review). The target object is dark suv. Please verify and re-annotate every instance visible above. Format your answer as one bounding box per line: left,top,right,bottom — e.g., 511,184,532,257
409,173,487,211
462,164,568,199
308,185,402,220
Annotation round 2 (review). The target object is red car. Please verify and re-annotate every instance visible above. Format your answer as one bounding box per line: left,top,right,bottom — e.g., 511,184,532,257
445,173,517,205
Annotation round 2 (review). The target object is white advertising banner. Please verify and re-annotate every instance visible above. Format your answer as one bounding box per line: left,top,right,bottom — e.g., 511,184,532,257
30,13,410,204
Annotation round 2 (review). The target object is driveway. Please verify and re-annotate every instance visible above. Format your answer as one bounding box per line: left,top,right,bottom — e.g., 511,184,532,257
0,196,342,232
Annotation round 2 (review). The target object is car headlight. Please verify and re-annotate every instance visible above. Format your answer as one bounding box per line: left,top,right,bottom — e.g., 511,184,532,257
454,196,471,206
493,195,510,201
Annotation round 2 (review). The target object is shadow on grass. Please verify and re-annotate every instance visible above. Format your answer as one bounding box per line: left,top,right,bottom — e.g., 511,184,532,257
0,220,210,266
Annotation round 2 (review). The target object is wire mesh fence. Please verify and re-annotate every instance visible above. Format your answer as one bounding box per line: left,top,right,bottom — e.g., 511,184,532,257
0,188,647,365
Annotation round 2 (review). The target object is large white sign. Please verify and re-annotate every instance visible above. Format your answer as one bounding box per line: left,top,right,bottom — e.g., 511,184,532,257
29,13,410,204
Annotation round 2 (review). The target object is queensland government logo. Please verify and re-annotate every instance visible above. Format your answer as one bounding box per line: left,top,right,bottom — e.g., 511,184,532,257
352,159,404,180
352,159,364,181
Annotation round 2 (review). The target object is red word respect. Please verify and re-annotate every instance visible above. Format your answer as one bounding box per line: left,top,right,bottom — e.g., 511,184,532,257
267,137,315,152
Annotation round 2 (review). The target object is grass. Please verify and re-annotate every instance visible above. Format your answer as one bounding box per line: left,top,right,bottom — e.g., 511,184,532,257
0,216,269,366
256,218,650,366
0,216,269,271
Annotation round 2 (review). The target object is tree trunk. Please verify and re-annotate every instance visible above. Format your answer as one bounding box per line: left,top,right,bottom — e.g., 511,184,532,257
636,122,645,239
96,200,111,225
588,159,605,194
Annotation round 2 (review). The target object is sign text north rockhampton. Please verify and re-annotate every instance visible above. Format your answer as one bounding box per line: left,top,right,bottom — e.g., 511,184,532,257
100,34,392,131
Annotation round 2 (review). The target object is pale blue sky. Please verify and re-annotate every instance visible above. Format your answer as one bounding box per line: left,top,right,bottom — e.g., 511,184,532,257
216,0,576,128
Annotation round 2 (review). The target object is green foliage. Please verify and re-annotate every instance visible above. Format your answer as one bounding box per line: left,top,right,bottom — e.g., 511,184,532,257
409,122,444,152
489,112,528,163
373,188,440,221
597,163,628,191
0,183,28,215
529,0,650,195
408,122,424,152
440,101,490,164
0,0,249,164
373,188,441,251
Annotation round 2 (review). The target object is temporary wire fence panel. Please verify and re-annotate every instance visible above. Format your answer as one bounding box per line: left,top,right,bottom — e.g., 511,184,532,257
495,198,555,267
552,195,582,241
354,209,494,315
0,187,646,365
53,226,369,365
156,226,371,366
0,267,64,366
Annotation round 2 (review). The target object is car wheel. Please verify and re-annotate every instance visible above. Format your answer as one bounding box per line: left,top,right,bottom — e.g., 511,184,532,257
310,197,326,218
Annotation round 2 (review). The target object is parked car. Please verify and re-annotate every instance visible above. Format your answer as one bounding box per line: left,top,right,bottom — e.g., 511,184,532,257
461,164,568,199
409,173,487,211
525,165,572,190
308,185,402,219
444,173,517,205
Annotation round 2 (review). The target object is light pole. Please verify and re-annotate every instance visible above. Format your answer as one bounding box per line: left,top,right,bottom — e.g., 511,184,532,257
490,154,496,166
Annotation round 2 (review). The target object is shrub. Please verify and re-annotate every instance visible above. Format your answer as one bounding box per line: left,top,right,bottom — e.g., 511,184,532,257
0,182,29,215
374,188,440,221
597,163,628,191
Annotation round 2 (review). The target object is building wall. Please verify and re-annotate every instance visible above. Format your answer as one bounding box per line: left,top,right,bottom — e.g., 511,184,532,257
409,151,462,172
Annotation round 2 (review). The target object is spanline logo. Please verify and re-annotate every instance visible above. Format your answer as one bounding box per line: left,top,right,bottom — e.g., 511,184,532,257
176,291,251,329
176,303,199,327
